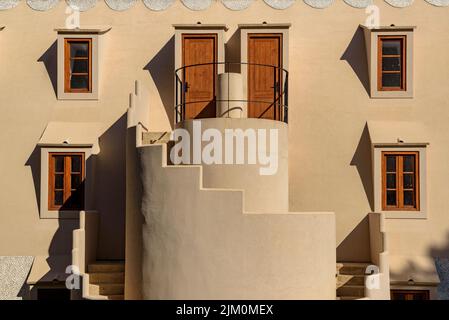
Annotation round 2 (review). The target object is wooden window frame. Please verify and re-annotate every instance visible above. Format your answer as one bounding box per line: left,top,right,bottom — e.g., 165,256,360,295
382,151,420,211
48,152,85,211
391,289,430,300
377,35,407,92
64,38,92,93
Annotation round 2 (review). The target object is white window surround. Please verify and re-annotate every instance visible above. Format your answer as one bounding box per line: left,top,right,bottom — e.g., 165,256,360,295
39,146,94,219
373,145,428,219
56,27,111,100
173,24,227,125
361,25,415,99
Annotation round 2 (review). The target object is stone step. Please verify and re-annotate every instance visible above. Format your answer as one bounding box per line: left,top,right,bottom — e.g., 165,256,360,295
88,261,125,273
338,296,363,300
337,285,365,297
88,294,124,301
337,262,371,275
89,272,124,284
89,283,124,296
337,274,365,288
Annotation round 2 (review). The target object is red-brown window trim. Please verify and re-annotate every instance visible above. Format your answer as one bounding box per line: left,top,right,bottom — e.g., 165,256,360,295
391,289,430,300
377,35,407,92
64,38,92,93
48,152,85,211
381,151,420,211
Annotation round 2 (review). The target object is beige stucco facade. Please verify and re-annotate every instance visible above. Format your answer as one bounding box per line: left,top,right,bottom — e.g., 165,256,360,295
1,0,449,300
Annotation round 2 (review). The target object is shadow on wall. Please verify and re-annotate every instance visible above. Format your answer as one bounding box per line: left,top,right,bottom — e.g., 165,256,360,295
389,232,449,300
337,214,371,262
95,114,127,260
24,114,128,292
225,30,241,73
144,36,175,126
341,27,370,97
350,123,374,212
38,40,58,98
25,146,41,214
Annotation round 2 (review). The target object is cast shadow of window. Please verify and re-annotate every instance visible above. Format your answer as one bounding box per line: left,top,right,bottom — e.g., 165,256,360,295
341,27,370,97
38,40,58,98
144,36,175,126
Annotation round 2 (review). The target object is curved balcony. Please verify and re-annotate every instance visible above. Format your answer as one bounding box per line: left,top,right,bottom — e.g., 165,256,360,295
175,62,289,124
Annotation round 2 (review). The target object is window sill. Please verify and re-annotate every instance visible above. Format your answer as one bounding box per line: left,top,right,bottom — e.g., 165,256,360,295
384,211,427,220
370,90,414,99
40,210,80,220
57,92,99,100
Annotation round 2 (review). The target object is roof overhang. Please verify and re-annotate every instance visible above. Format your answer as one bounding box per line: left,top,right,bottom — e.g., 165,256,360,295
173,24,228,31
37,122,102,154
359,24,416,32
367,121,429,147
238,23,291,29
54,26,111,35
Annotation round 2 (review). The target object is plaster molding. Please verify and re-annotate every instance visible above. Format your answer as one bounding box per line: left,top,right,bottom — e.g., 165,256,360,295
424,0,449,6
263,0,295,10
181,0,212,11
27,0,59,11
384,0,414,7
66,0,97,11
343,0,372,8
143,0,174,10
303,0,333,9
221,0,253,11
0,0,20,10
105,0,137,11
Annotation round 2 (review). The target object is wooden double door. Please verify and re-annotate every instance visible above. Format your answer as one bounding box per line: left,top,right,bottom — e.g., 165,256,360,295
248,33,283,120
181,33,283,121
182,34,218,120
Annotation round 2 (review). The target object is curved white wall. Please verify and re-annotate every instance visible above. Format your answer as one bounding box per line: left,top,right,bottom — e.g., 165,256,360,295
139,143,336,299
178,118,289,213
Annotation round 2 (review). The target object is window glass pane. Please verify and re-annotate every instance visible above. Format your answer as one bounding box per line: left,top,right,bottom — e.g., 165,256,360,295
382,40,401,55
387,174,396,189
387,190,397,206
382,73,401,87
403,174,414,189
71,174,81,189
404,191,414,206
54,156,64,172
403,155,415,172
70,75,89,90
55,174,64,189
70,60,89,73
382,57,401,71
71,156,82,173
54,191,64,206
70,42,89,58
386,156,396,172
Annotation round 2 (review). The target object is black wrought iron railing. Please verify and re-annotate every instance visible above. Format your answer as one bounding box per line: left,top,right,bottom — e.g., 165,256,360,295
175,62,289,124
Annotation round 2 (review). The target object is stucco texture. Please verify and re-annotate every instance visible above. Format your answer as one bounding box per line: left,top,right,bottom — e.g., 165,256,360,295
138,143,336,299
0,0,449,289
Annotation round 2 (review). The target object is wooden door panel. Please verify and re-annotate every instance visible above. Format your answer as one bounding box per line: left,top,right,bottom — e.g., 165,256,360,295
182,34,217,120
248,34,282,120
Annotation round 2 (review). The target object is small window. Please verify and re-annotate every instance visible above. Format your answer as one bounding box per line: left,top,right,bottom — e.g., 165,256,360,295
64,39,92,93
378,36,406,91
391,289,429,300
382,152,419,211
48,153,85,211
